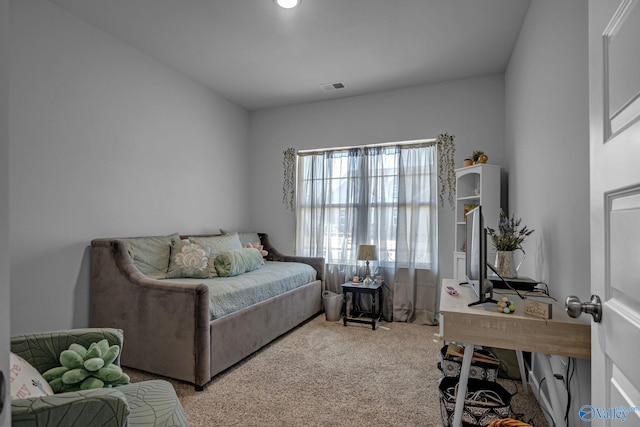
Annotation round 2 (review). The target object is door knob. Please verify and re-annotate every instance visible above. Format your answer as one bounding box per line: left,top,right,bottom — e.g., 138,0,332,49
565,294,602,323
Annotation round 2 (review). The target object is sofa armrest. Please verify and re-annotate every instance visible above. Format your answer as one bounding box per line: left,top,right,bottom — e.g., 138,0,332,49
90,239,211,387
11,388,130,427
259,233,325,283
11,328,124,373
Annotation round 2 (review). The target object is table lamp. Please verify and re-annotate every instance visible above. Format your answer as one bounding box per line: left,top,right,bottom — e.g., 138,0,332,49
358,244,377,285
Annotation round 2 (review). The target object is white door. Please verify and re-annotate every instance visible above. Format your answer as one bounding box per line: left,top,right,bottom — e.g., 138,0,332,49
586,0,640,424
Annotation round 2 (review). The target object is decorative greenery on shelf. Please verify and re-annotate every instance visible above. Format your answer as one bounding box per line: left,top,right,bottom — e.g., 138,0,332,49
486,210,535,251
437,133,456,209
282,147,297,211
470,150,489,164
471,150,484,162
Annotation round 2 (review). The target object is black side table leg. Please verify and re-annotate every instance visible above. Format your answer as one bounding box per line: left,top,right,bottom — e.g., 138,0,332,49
343,290,348,326
372,292,376,330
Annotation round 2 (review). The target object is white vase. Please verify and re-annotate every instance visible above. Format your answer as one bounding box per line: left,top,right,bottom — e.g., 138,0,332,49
494,249,525,278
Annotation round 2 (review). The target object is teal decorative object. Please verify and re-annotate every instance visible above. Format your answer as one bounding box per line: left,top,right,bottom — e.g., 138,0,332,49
497,297,516,314
43,339,130,393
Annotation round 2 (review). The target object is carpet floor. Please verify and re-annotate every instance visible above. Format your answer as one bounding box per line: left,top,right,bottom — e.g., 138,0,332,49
125,314,549,426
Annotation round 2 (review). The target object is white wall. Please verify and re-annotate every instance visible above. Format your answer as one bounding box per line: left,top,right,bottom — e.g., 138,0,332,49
505,0,589,296
505,0,590,423
0,0,10,424
9,0,250,334
250,75,506,278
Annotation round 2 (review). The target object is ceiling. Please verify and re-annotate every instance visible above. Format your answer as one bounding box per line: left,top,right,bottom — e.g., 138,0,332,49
47,0,531,111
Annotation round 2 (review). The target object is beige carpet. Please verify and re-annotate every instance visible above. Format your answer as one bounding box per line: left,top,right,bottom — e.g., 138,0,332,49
125,314,548,426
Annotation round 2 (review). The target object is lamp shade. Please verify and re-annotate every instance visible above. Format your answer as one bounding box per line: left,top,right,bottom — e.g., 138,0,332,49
358,245,377,261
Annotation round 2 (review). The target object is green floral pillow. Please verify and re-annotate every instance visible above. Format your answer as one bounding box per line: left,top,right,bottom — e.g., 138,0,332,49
167,239,211,279
214,248,264,277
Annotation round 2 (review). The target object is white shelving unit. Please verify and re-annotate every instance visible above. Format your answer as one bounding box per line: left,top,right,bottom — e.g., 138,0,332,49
453,164,504,280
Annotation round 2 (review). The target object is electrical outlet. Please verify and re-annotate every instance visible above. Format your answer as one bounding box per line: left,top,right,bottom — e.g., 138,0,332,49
560,356,568,369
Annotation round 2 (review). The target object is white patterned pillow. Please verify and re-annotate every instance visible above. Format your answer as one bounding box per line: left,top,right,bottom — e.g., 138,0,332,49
167,239,211,279
10,352,54,399
189,233,243,277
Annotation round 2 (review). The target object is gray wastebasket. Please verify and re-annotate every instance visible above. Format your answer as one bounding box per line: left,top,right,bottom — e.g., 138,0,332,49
322,290,343,321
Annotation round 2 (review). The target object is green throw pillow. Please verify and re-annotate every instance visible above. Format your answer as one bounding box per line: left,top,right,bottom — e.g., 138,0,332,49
167,239,211,279
123,233,180,279
219,230,261,248
214,248,264,277
189,233,243,277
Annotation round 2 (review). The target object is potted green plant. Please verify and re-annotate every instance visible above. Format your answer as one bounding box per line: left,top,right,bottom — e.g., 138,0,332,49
486,210,534,278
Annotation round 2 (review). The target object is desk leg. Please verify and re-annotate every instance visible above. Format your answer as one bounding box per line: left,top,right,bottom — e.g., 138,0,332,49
516,350,528,394
539,354,566,427
452,343,475,427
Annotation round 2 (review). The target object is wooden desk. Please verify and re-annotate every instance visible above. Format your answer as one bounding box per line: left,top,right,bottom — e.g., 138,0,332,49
439,278,590,427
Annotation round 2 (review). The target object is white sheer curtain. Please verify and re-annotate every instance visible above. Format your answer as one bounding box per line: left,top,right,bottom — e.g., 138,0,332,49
295,142,439,324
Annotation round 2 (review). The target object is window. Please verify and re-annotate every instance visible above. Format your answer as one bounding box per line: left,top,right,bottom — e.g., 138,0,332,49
295,142,437,271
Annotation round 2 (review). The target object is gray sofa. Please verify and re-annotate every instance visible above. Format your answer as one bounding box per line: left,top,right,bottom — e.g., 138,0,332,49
90,233,324,390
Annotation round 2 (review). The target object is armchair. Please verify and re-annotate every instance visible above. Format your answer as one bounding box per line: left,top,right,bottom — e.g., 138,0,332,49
11,328,189,427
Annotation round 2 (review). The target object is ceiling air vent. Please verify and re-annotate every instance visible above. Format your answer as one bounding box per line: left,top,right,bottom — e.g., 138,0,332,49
319,82,346,92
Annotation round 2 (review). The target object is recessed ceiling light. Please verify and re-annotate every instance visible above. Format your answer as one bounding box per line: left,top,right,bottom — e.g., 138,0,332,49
274,0,302,9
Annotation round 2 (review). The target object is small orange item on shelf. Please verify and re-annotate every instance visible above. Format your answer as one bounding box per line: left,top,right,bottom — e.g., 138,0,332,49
488,419,533,427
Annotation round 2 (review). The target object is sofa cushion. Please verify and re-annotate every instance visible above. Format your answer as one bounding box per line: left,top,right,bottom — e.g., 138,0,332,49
189,233,243,277
123,233,179,279
167,239,211,279
219,229,261,247
161,261,318,319
117,380,189,426
214,247,264,277
10,352,54,399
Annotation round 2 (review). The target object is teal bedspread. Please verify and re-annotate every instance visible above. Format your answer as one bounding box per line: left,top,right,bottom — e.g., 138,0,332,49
162,261,317,319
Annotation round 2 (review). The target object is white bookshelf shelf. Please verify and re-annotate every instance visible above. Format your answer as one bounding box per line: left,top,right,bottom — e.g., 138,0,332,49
453,163,504,280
